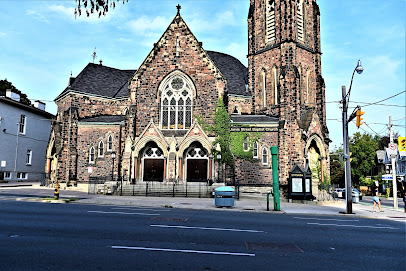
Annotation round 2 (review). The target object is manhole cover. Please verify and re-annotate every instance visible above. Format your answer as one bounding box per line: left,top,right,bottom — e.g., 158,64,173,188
150,217,189,222
245,242,303,253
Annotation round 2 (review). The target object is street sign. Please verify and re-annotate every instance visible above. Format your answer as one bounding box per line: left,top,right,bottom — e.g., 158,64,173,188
1,161,6,167
386,143,397,157
382,174,393,180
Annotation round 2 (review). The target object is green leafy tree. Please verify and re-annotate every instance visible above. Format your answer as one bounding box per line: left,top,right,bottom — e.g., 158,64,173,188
349,132,379,186
329,147,345,187
0,79,31,106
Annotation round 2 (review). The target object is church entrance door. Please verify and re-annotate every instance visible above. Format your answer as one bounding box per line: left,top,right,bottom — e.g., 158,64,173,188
142,144,165,182
143,159,164,182
187,159,208,182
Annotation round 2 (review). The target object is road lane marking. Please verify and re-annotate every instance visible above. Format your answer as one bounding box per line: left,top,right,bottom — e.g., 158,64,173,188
111,207,170,212
293,217,359,222
308,222,399,230
88,211,160,216
111,245,255,256
150,224,264,233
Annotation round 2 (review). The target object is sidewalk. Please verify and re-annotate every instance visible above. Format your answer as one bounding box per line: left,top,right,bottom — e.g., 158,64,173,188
1,182,405,222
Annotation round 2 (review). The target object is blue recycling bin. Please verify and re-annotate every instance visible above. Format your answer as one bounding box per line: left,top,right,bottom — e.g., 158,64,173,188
215,186,235,207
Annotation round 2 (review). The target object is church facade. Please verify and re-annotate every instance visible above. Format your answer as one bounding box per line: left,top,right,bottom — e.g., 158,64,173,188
46,0,330,198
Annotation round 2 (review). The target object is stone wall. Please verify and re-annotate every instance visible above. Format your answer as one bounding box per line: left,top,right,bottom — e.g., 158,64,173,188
76,124,122,182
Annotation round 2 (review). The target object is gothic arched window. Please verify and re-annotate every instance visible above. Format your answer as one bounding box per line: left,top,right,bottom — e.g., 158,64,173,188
243,137,249,152
266,0,276,43
253,141,259,158
272,67,278,105
89,147,95,164
161,74,193,130
262,147,269,165
98,141,104,158
107,135,113,152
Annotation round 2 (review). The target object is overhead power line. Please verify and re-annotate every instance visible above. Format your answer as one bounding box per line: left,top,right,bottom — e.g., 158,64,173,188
358,90,405,108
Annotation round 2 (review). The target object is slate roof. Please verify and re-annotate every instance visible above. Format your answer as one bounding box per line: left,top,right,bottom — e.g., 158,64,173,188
79,115,126,123
230,115,279,124
56,52,248,100
55,63,136,101
206,51,249,96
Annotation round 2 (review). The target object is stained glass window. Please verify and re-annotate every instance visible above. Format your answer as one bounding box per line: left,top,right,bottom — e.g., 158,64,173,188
161,74,193,130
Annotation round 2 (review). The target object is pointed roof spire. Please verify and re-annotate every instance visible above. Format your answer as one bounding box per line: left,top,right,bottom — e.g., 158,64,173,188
176,4,181,15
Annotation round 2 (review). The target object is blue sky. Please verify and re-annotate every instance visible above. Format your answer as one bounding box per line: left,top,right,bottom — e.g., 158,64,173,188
0,0,405,150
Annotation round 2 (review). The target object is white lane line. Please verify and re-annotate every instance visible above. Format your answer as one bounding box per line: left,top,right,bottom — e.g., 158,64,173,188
111,245,255,257
294,217,359,222
111,207,170,212
150,224,264,233
88,211,160,216
308,222,399,230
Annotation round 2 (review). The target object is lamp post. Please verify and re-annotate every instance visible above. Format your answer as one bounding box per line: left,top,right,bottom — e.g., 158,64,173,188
111,152,116,182
342,60,363,214
217,153,222,183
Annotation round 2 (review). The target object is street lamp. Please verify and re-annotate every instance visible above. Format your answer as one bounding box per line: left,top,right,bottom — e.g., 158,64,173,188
341,60,363,214
111,152,116,182
217,153,222,183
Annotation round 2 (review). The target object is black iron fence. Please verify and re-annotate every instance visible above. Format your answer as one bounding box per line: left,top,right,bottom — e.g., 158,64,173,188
119,178,212,198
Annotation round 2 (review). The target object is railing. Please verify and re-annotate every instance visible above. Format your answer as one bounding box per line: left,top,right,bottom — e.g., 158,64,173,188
118,178,213,198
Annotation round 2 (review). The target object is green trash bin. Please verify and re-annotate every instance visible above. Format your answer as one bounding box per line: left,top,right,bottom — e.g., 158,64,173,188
215,186,235,207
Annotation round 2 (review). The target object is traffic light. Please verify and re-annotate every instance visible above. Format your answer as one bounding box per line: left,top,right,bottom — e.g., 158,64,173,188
399,137,406,152
356,108,365,128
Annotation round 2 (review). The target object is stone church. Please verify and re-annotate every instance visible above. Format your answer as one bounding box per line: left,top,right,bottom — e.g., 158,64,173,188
46,0,330,198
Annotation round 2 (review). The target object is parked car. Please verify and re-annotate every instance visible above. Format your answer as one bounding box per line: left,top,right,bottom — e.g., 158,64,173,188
333,188,344,198
342,188,363,200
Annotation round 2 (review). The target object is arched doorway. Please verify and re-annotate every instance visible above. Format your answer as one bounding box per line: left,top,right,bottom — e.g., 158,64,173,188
142,143,164,182
186,143,208,182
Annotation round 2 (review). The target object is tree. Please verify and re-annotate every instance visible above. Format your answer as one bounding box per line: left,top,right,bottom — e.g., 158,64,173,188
0,79,31,106
329,147,345,187
74,0,128,18
349,132,379,186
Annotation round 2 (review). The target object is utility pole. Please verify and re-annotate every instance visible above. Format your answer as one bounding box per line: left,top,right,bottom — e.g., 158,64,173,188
342,86,353,214
389,116,398,209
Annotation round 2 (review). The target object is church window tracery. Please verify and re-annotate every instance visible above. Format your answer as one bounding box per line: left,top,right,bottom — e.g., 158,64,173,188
161,74,193,130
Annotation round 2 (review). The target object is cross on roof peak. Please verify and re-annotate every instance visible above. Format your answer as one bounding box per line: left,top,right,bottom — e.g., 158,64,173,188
176,4,181,14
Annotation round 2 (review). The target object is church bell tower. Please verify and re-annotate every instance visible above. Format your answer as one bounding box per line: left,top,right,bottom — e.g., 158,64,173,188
247,0,329,184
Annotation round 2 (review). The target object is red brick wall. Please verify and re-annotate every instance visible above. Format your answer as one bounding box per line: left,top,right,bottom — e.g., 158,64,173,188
129,15,226,137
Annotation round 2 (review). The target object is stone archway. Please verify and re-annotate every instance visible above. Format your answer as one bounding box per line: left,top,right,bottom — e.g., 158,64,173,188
142,142,165,182
305,134,329,200
184,142,209,182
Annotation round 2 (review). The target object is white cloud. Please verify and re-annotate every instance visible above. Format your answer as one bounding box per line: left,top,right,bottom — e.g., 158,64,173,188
0,32,6,37
127,16,170,34
26,9,49,24
47,4,114,23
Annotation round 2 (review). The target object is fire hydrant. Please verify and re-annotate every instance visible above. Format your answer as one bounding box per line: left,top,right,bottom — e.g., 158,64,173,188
54,182,60,200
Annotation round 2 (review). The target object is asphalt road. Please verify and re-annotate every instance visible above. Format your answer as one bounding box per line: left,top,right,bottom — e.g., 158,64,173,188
0,199,404,271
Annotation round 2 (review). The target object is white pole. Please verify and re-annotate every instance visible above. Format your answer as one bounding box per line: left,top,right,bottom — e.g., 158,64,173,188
389,116,398,209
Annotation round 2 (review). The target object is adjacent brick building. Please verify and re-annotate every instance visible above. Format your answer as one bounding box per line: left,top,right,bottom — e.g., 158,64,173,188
47,0,330,199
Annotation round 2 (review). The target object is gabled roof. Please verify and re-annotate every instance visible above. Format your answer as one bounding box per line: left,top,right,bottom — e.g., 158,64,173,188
207,51,248,96
55,63,135,101
133,12,224,83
